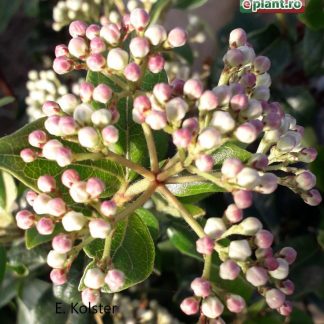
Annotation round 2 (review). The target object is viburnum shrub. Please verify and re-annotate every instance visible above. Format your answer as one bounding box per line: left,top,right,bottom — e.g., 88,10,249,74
1,8,321,322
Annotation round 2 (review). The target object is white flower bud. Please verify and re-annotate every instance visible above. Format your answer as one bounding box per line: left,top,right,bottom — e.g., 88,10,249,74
58,94,79,114
228,240,252,261
89,219,111,239
165,97,188,123
268,258,289,280
107,48,129,71
78,127,100,148
210,111,235,133
198,127,221,150
240,217,263,235
204,218,226,239
91,109,112,128
236,167,261,189
47,250,67,269
84,268,105,289
73,103,94,125
62,211,87,232
144,24,167,46
33,193,51,215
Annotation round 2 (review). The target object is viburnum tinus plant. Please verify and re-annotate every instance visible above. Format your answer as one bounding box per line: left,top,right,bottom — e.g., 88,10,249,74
1,8,322,322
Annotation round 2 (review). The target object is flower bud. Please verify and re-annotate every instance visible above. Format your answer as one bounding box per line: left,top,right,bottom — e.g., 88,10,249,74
56,147,72,167
182,117,198,133
78,127,100,148
42,101,61,116
229,28,247,48
269,258,289,280
153,83,172,103
58,93,79,114
36,217,54,235
100,200,117,217
47,198,66,217
86,178,105,199
130,8,149,31
246,266,268,287
238,45,256,65
236,167,261,189
295,171,316,191
70,181,90,203
16,210,35,229
264,256,279,271
240,217,262,235
90,36,106,54
224,49,244,67
148,53,165,73
68,37,88,58
298,147,317,163
55,44,69,57
279,247,297,265
91,109,112,128
84,268,105,289
230,94,248,111
190,277,211,297
265,289,285,309
62,211,87,231
221,158,243,178
165,97,188,123
196,236,214,255
93,83,113,103
201,296,224,319
59,117,78,136
252,86,270,101
145,24,167,46
278,301,293,316
240,72,256,88
180,297,199,315
79,82,94,103
89,219,111,239
82,288,100,307
228,240,251,261
52,234,73,253
279,279,295,295
225,204,243,223
235,123,258,143
302,189,322,206
199,90,218,111
253,56,271,74
277,131,301,152
33,193,51,214
212,85,231,106
219,260,240,280
204,217,226,239
53,56,73,75
171,79,185,96
233,190,253,209
226,294,246,313
105,269,125,292
47,250,67,269
130,37,150,58
20,148,37,163
50,269,67,285
61,169,80,188
69,20,87,38
167,28,187,48
100,24,121,45
86,54,106,71
73,103,93,125
124,63,141,82
45,116,61,136
198,127,221,150
28,130,47,148
255,230,273,249
102,125,119,144
256,73,271,87
145,110,167,130
25,190,37,205
183,79,203,99
86,24,100,40
195,154,214,172
172,128,192,148
107,48,129,71
210,111,235,133
37,175,56,193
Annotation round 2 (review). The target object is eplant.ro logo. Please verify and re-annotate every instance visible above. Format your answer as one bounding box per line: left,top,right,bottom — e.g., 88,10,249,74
240,0,305,13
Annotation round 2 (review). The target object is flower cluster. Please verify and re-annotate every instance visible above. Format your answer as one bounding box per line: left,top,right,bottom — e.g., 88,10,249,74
14,8,322,321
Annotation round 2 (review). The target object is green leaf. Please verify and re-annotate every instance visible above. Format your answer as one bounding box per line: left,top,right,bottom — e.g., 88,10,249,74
173,43,194,64
0,118,124,202
0,0,21,33
83,213,155,292
299,0,324,30
0,246,6,286
173,0,208,10
140,70,168,91
25,223,64,249
150,0,172,24
311,146,324,192
135,208,160,241
0,96,15,107
212,142,251,166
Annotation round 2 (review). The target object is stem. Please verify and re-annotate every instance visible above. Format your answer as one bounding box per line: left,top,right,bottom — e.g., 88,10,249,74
202,254,213,280
142,123,159,173
166,175,208,184
124,178,151,197
101,230,114,263
157,162,184,182
115,184,157,221
158,185,205,238
102,70,128,89
218,68,230,86
162,153,180,171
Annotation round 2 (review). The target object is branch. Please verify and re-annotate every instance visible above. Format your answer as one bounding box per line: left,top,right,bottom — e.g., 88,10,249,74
142,123,159,173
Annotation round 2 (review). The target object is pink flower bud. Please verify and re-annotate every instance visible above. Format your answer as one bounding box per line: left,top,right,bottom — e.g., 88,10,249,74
52,234,73,253
53,56,73,75
225,204,243,223
228,239,251,261
191,277,211,297
70,182,89,203
219,260,240,280
42,101,61,116
246,266,268,287
58,93,79,114
84,268,105,289
145,110,167,130
165,97,188,123
201,296,224,319
255,247,273,260
172,128,192,148
199,90,218,111
130,8,149,31
265,288,285,309
36,217,54,235
240,73,256,88
278,301,293,316
100,24,121,45
102,125,119,144
255,230,273,249
56,147,73,167
269,258,289,280
167,28,187,48
59,116,78,136
79,82,94,103
180,297,199,315
55,44,69,57
16,210,35,229
233,190,253,209
253,56,271,74
183,79,203,99
229,28,247,48
153,83,172,103
235,122,258,143
68,37,88,58
82,288,100,307
90,36,106,54
211,111,235,133
221,158,243,178
263,256,279,271
145,24,167,46
86,178,105,199
20,148,37,163
279,247,297,265
62,211,87,231
302,189,322,206
295,171,316,191
252,86,270,101
248,153,268,170
69,20,87,38
26,191,38,206
93,84,112,104
195,154,214,172
89,218,111,239
50,269,67,285
104,269,125,292
172,79,185,96
78,127,100,148
130,37,150,58
86,54,106,71
45,116,61,136
100,200,117,217
279,279,295,295
226,294,246,313
183,117,198,133
107,48,129,71
47,198,67,217
198,127,221,150
62,169,80,188
224,49,244,67
37,175,56,193
148,53,165,73
299,147,317,163
230,94,248,111
33,193,51,214
28,130,47,148
86,24,100,40
124,63,141,82
196,236,214,255
236,167,261,189
238,45,256,65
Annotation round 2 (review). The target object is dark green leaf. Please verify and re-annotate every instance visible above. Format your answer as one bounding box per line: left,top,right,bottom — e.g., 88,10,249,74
212,142,251,166
140,70,168,91
173,43,194,64
299,0,324,30
0,0,21,33
0,246,6,286
135,208,160,241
